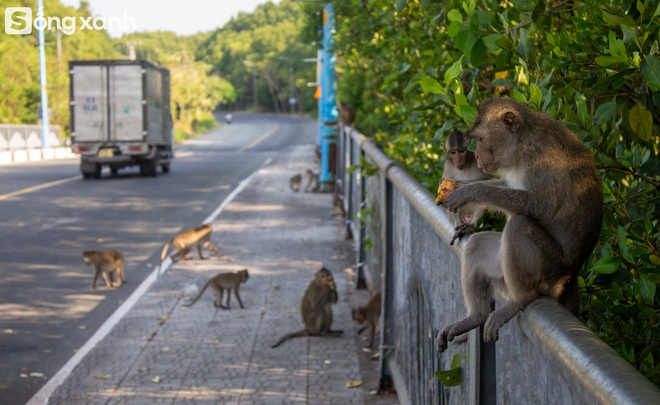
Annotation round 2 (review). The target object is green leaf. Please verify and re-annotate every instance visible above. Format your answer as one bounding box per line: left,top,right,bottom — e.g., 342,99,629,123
592,255,621,274
447,21,461,37
517,28,531,60
653,2,660,20
529,84,542,108
411,99,445,112
608,32,629,60
436,368,461,387
457,104,477,123
436,352,462,387
509,0,533,12
473,10,492,29
629,102,653,142
470,39,488,67
433,120,457,141
641,55,660,92
444,56,465,86
395,0,409,11
650,255,660,266
456,31,477,55
448,9,462,23
491,78,515,87
596,56,627,67
593,102,616,125
638,274,656,304
602,10,636,27
417,77,445,94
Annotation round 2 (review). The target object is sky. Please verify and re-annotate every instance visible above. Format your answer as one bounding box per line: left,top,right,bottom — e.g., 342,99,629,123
59,0,281,37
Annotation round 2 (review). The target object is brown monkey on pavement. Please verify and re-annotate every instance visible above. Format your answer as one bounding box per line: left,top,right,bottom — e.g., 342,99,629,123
436,97,603,352
271,267,343,348
82,250,126,290
440,129,492,245
289,174,302,192
183,269,249,309
159,224,220,276
352,291,381,348
304,169,320,192
333,192,346,217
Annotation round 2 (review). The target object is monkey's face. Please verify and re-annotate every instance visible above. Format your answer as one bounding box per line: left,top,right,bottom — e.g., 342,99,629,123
352,309,366,324
82,252,91,265
447,146,470,171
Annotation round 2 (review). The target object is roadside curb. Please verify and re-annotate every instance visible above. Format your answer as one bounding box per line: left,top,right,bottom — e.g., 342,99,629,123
0,148,77,165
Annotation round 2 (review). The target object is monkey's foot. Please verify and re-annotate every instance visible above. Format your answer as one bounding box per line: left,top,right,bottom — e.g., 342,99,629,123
450,224,476,245
483,316,502,343
436,325,456,353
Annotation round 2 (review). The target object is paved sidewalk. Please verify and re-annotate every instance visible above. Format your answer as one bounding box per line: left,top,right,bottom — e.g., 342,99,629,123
47,145,397,405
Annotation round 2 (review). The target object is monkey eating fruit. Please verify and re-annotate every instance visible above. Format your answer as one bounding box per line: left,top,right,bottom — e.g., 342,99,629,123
271,267,343,348
435,178,458,205
82,250,126,290
436,97,603,353
183,269,249,309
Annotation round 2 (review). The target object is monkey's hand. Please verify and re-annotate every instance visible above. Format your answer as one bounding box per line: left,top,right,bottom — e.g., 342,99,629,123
327,281,336,290
450,223,476,246
442,183,474,213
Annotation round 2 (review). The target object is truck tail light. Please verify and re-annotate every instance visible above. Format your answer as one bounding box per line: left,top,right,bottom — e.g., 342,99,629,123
76,147,89,153
130,146,142,152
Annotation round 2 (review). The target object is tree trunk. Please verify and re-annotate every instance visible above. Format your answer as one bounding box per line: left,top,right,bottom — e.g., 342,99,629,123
263,70,282,114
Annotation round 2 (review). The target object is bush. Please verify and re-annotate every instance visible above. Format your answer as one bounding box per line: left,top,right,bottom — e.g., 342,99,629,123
191,117,218,134
315,0,660,385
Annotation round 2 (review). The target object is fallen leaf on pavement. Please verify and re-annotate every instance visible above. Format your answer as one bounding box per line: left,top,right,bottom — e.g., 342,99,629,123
3,329,14,334
369,390,378,395
93,375,110,380
371,352,380,359
324,360,332,365
152,376,161,384
362,348,371,352
78,326,86,330
300,237,307,241
346,380,363,388
161,347,169,352
29,373,44,377
330,255,338,260
97,238,104,243
273,284,280,290
138,367,149,373
20,374,27,378
237,315,245,319
118,300,124,305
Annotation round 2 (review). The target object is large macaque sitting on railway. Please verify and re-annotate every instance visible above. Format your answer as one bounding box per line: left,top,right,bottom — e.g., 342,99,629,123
436,97,603,353
440,129,492,245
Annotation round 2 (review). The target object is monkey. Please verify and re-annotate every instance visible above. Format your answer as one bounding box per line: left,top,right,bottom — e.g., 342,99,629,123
440,129,492,245
159,224,220,276
183,269,249,309
82,250,126,290
339,101,356,128
436,97,603,353
289,174,302,192
271,267,343,348
333,192,346,217
304,169,320,192
314,145,322,163
352,291,381,348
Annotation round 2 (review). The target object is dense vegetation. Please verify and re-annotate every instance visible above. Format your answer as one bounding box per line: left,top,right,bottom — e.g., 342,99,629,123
0,0,316,140
196,0,318,115
302,0,660,386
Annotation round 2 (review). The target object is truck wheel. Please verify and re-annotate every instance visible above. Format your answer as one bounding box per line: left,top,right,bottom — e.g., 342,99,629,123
92,164,102,179
139,162,149,177
161,163,170,173
148,156,160,177
110,167,119,176
82,173,92,179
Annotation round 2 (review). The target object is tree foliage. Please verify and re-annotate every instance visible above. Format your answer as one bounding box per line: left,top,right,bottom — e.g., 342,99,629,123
196,0,318,115
309,0,660,386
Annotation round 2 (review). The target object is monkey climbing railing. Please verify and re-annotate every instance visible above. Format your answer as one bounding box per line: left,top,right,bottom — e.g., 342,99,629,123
337,124,660,405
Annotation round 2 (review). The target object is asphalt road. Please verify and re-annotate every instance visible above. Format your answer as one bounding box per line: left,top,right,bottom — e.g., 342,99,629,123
0,113,317,405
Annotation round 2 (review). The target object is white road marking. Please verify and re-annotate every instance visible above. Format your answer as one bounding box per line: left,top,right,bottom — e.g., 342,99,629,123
25,156,274,405
237,124,279,153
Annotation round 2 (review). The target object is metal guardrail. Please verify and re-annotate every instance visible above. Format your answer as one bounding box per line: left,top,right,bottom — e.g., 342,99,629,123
338,124,660,405
0,124,62,150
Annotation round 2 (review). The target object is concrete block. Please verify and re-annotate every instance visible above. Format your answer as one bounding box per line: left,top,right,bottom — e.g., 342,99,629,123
28,149,42,161
13,149,28,162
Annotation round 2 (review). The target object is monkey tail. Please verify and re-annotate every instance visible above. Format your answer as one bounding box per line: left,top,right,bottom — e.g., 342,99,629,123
182,279,212,307
271,330,309,349
157,238,174,277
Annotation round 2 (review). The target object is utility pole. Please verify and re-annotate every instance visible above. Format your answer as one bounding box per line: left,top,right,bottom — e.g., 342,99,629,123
279,56,295,114
37,0,50,148
243,60,258,112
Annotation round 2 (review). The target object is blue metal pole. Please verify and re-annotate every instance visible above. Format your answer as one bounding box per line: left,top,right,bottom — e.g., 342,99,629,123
37,1,50,148
319,3,337,184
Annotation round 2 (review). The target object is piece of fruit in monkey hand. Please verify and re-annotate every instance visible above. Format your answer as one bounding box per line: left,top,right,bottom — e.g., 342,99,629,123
435,178,459,205
328,281,336,290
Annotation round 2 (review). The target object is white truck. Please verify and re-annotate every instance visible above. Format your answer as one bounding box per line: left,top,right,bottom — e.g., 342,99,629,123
69,60,173,178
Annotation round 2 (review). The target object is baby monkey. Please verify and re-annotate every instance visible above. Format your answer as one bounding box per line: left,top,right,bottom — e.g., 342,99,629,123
82,250,126,290
271,267,343,348
352,291,381,348
183,269,249,309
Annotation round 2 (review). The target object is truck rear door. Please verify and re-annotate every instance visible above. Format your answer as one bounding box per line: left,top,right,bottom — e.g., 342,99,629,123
71,65,108,142
110,64,144,142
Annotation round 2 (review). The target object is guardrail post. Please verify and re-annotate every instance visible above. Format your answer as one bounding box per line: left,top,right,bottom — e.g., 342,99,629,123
379,176,395,392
